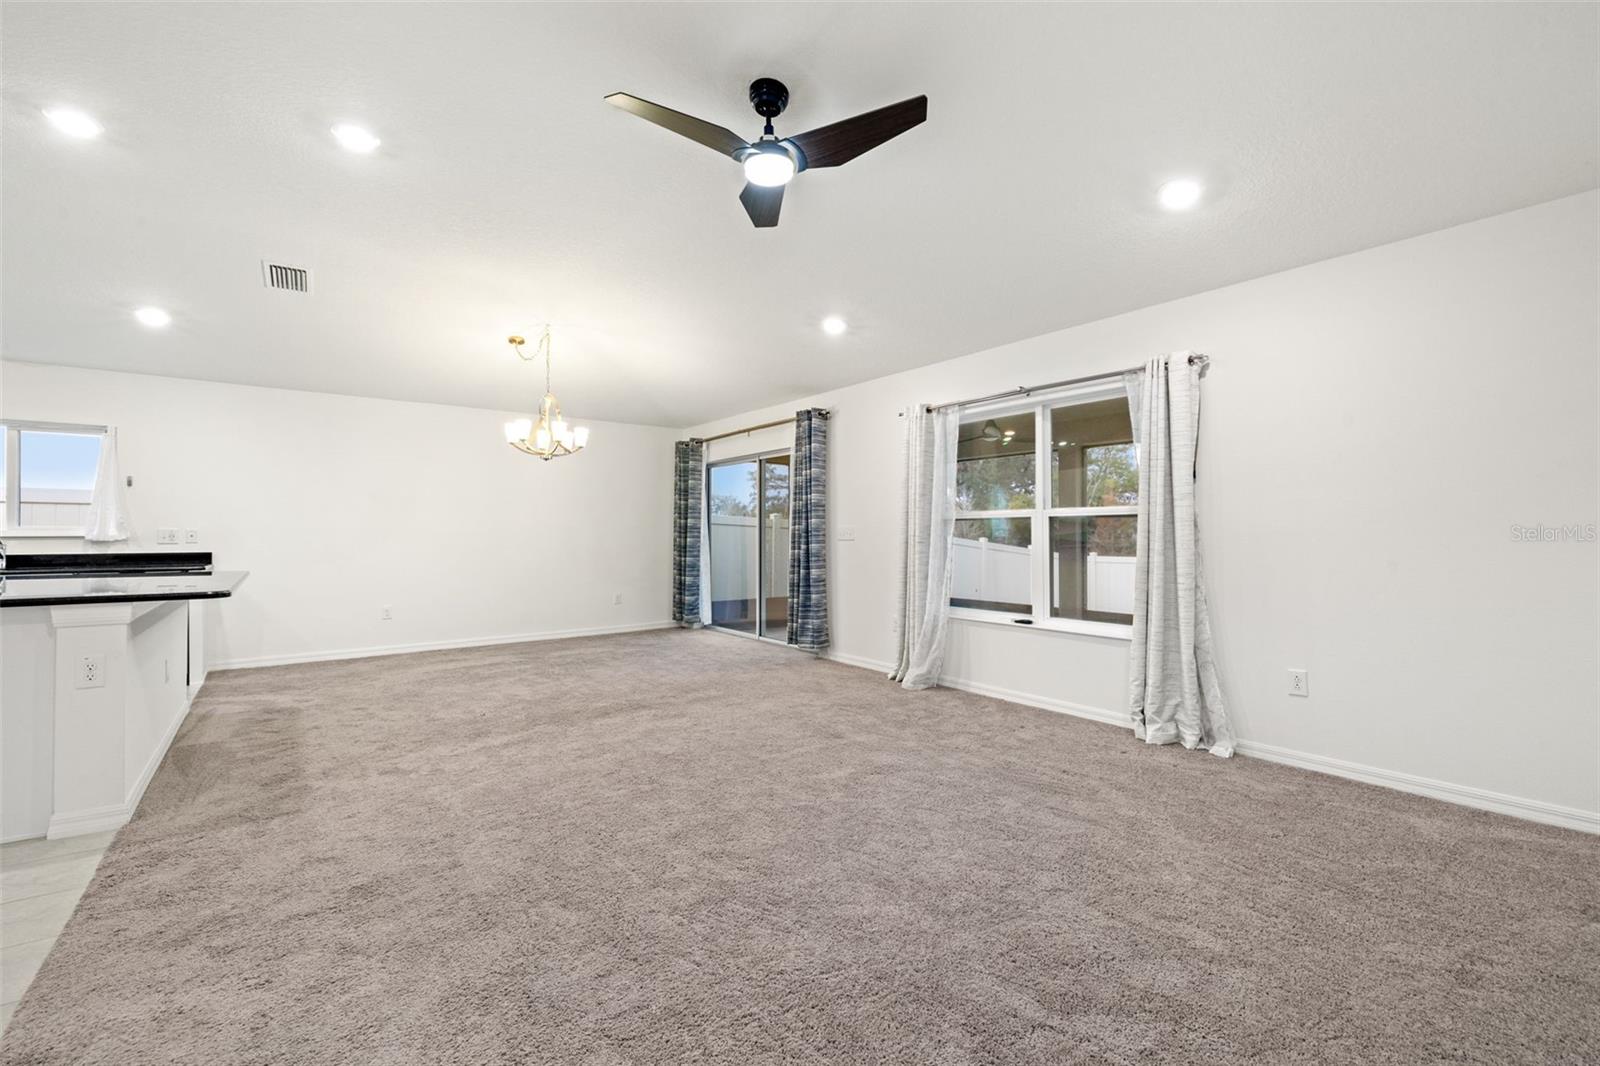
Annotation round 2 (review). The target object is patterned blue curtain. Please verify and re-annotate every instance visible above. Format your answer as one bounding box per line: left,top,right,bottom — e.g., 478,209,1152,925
672,440,704,626
787,409,829,651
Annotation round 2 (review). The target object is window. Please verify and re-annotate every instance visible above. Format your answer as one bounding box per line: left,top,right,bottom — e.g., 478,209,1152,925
952,383,1138,635
1,421,106,535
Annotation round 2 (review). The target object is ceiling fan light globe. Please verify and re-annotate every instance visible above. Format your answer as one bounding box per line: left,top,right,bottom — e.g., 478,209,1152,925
743,149,795,188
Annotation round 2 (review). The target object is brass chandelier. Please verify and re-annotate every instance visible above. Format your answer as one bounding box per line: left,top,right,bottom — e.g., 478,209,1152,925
503,327,589,460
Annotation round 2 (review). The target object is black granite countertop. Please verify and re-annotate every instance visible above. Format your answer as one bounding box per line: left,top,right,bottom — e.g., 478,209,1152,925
3,550,213,576
0,570,248,609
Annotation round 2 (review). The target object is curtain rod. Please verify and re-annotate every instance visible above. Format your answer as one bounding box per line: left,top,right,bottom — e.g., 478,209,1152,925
918,353,1209,414
691,409,830,445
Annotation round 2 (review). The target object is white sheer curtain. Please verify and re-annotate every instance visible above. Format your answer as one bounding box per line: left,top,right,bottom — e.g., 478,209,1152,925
890,404,958,690
82,428,132,543
1124,354,1235,756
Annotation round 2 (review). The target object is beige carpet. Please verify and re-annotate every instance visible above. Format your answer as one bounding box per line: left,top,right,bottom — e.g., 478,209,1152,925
2,629,1595,1065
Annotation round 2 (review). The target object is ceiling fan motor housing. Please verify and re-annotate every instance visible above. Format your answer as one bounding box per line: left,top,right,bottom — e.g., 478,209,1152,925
749,78,790,120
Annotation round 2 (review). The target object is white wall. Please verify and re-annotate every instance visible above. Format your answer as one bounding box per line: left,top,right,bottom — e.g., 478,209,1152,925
692,191,1600,825
0,365,677,667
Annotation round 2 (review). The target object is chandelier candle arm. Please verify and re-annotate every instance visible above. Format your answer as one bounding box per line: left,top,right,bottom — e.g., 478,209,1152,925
503,329,591,460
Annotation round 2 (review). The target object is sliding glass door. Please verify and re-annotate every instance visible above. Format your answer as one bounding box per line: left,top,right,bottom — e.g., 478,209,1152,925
708,452,790,640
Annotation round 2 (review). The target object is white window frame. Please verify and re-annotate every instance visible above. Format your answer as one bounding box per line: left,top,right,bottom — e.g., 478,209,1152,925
0,419,108,538
949,379,1135,641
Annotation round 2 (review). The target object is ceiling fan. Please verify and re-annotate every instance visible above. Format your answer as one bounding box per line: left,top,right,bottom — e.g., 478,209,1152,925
604,78,927,228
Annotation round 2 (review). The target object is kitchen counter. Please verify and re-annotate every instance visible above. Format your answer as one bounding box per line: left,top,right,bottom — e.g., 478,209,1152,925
0,548,247,840
0,569,249,608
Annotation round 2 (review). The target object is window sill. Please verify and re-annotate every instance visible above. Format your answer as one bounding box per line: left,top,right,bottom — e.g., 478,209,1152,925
0,528,87,539
948,606,1133,642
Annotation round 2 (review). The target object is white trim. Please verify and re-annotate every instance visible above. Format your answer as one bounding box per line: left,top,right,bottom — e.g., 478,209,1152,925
820,648,1598,835
1233,740,1600,836
821,649,895,674
45,802,130,840
49,602,139,628
959,377,1125,419
938,673,1131,729
948,608,1133,641
209,620,677,672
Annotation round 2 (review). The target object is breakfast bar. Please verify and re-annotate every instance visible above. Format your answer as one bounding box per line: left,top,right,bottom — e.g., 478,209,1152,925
1,551,247,840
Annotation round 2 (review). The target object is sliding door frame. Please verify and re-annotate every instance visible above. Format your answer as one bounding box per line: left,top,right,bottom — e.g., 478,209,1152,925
705,447,791,645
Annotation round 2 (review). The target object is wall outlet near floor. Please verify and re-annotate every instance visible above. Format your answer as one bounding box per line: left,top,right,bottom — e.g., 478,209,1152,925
381,606,393,620
1288,669,1309,697
156,527,179,545
613,593,623,605
77,654,106,689
184,529,199,544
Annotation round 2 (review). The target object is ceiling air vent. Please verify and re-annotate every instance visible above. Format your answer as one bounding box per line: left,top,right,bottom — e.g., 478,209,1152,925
261,261,312,294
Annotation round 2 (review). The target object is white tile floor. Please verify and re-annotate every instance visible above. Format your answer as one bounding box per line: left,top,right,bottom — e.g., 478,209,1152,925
0,831,114,1038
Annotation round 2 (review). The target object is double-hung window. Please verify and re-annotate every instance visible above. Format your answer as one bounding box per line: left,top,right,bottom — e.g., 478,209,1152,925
950,380,1138,637
0,421,107,536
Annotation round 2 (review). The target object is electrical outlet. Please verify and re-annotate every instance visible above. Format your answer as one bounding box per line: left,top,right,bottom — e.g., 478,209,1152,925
613,593,623,605
156,528,179,545
184,529,199,544
76,654,106,689
381,606,393,620
1288,669,1309,697
837,526,856,542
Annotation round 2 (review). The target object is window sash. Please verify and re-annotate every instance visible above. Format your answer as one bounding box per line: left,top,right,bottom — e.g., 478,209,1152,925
952,388,1136,634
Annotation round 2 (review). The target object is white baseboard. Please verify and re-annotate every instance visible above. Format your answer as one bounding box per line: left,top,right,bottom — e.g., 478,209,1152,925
1233,740,1600,835
938,674,1132,731
209,621,677,672
46,672,205,840
822,648,1598,835
821,649,895,674
46,802,131,840
823,650,1130,731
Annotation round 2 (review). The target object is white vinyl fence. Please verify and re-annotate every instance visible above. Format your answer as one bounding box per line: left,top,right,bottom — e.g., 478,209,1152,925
954,535,1136,615
951,536,1031,607
13,487,92,528
709,514,790,608
1082,552,1136,615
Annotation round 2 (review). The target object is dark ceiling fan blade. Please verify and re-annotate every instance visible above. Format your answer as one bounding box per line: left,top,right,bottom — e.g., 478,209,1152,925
604,92,750,158
739,182,784,228
785,95,927,170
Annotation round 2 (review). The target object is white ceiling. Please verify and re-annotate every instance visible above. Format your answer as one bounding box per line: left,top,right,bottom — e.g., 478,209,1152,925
2,3,1595,427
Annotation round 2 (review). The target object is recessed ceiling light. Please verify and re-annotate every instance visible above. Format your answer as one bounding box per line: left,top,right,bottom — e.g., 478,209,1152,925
821,316,847,336
134,307,172,328
331,124,381,154
43,107,103,139
1158,178,1203,211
